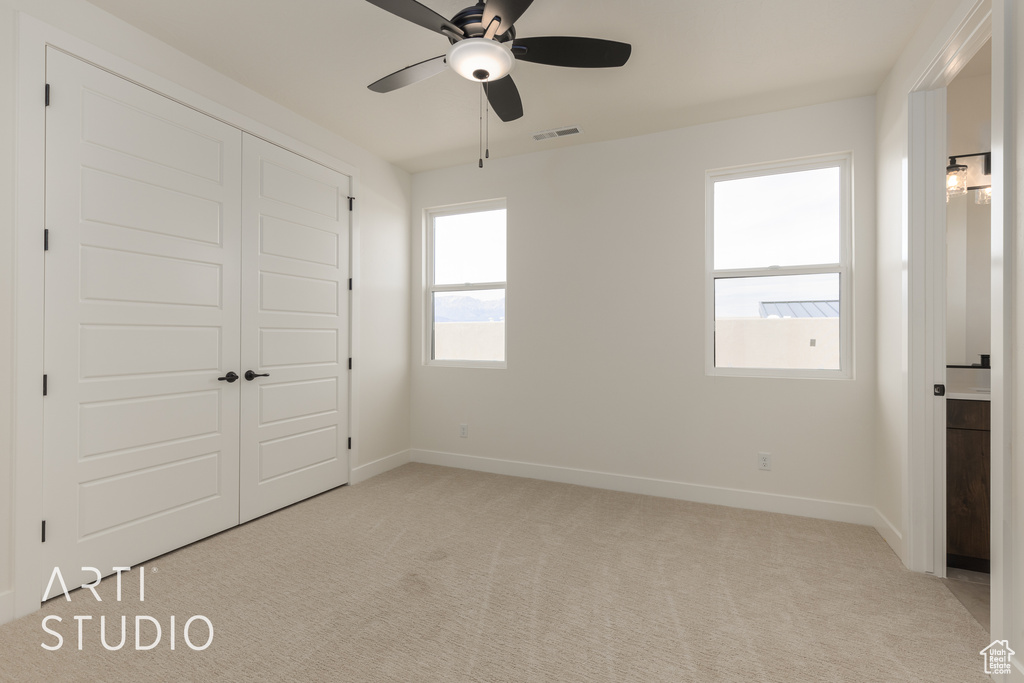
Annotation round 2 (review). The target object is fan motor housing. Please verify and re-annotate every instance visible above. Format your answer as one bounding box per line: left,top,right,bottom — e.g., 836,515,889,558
450,3,516,42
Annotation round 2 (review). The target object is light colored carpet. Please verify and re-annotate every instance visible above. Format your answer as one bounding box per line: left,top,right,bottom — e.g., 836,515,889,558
0,463,991,682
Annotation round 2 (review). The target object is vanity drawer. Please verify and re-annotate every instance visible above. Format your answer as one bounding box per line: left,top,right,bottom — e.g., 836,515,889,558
947,399,990,431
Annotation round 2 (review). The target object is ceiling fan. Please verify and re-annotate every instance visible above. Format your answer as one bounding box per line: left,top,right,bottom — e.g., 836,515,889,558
364,0,632,122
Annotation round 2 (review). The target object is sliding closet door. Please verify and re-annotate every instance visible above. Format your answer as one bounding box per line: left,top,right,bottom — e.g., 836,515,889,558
42,49,243,595
239,135,350,523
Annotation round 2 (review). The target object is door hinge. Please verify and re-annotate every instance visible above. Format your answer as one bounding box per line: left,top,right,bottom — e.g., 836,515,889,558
44,229,49,251
45,84,50,107
347,196,354,211
41,520,46,543
348,278,353,291
347,437,352,450
348,358,352,370
43,374,47,396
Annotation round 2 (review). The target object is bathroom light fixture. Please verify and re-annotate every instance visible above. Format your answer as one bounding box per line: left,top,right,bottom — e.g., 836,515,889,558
946,158,968,198
946,151,991,201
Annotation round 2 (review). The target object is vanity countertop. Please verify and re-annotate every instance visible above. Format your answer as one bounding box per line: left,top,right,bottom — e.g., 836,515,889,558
946,366,991,401
947,391,990,401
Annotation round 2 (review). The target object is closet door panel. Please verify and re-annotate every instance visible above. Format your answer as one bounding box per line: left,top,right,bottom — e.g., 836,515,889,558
240,135,350,523
42,49,242,595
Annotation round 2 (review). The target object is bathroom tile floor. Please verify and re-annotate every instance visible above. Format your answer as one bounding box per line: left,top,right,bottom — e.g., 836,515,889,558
942,568,990,633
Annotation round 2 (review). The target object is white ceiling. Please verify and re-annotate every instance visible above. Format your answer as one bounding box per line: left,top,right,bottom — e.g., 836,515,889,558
84,0,946,173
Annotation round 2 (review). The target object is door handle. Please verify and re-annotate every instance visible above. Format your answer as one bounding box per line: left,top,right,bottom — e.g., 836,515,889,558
245,370,270,381
218,371,239,383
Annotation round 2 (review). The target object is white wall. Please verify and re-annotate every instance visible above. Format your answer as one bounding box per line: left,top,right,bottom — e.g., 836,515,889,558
946,194,969,362
0,0,412,621
0,0,14,622
411,97,879,522
964,198,992,360
948,71,993,156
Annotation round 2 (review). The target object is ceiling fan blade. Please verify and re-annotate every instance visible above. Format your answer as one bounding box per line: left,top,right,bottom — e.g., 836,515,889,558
482,0,534,36
364,0,464,37
368,55,448,93
511,37,632,68
485,76,523,122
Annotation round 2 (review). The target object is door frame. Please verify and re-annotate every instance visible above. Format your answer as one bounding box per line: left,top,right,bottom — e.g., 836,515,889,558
987,0,1017,658
907,85,950,578
907,1,990,579
12,14,360,620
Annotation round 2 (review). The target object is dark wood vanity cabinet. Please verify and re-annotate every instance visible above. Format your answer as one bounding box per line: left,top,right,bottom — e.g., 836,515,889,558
947,399,990,572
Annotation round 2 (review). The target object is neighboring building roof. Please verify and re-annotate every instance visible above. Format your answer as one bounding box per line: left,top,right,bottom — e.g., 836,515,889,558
759,300,839,319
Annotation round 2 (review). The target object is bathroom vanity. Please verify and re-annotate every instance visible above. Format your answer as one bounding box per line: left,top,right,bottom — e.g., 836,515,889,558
946,371,990,573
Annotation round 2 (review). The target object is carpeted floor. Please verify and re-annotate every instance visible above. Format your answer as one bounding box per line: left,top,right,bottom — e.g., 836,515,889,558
0,463,992,682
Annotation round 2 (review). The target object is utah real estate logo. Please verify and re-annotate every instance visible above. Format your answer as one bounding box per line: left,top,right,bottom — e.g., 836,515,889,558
980,640,1015,676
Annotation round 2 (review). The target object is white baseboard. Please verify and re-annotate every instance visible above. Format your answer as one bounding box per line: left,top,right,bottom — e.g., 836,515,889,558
351,449,413,485
0,590,13,627
410,449,879,527
871,508,904,561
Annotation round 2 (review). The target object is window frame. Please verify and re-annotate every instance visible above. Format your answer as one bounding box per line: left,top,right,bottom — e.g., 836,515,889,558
705,153,853,379
424,199,508,369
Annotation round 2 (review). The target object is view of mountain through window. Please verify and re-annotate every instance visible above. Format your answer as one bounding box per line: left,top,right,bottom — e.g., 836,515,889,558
428,205,506,364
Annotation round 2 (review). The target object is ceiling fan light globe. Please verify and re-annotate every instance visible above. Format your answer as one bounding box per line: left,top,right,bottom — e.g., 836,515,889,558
447,38,514,82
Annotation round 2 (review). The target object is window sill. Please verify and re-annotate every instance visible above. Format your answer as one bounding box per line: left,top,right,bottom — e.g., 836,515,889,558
707,366,852,380
426,360,507,370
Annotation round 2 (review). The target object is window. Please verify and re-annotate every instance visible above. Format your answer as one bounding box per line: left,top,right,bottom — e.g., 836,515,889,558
706,154,852,378
426,200,507,367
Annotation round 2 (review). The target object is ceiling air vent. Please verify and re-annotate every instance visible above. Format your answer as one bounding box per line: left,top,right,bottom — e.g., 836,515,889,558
532,126,583,142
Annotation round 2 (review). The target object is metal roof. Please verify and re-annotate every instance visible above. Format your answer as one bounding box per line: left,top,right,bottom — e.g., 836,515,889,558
759,300,839,319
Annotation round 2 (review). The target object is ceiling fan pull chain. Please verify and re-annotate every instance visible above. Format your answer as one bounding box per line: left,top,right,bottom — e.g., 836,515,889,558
479,84,484,168
485,82,490,160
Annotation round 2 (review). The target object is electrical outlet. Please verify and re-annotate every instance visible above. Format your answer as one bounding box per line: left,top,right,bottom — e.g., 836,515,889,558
459,424,469,438
758,452,771,471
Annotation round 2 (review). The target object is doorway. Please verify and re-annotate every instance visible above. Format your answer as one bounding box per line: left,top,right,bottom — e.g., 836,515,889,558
905,1,1001,639
940,44,993,631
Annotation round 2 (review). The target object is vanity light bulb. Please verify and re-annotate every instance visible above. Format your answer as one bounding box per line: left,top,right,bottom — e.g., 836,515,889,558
946,162,968,198
975,187,992,205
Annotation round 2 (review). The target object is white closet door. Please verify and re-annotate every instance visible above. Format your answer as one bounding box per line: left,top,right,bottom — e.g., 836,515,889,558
42,49,243,595
239,135,350,523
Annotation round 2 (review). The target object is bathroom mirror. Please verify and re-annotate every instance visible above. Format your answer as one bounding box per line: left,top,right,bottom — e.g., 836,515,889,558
945,43,991,367
945,192,991,366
